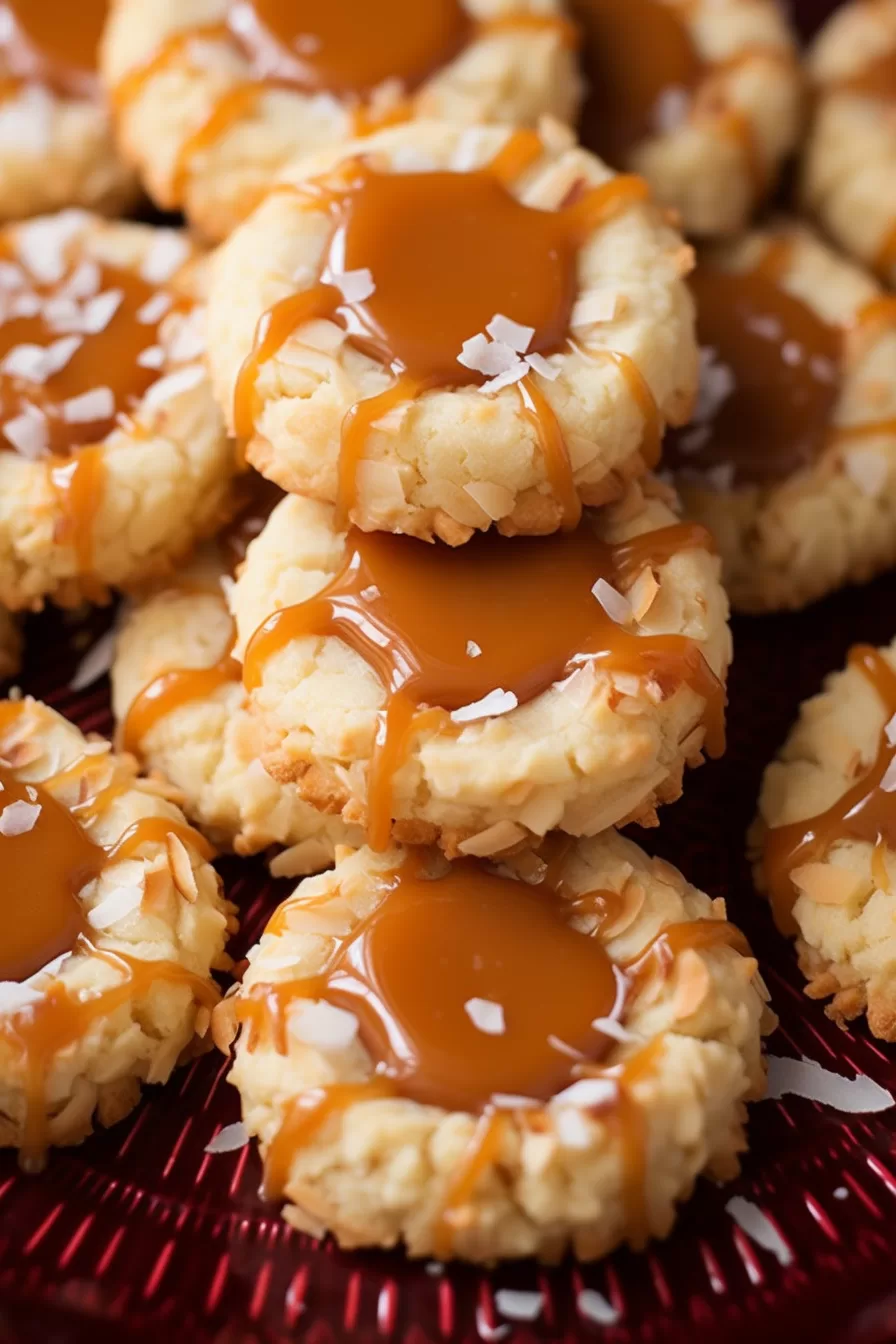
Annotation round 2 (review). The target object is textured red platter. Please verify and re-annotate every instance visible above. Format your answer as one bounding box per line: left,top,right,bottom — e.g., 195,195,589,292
7,1,896,1337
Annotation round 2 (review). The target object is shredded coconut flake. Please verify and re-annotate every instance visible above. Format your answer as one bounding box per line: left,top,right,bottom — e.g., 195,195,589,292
61,259,101,300
43,335,84,378
494,1290,543,1323
137,345,166,370
765,1055,893,1112
87,884,143,930
466,640,482,658
458,333,519,378
552,1078,617,1108
63,386,115,424
452,127,489,172
204,1121,249,1154
525,351,559,380
578,1290,621,1326
16,210,88,285
0,800,40,836
880,757,896,793
137,292,173,325
885,713,896,747
570,290,618,329
592,577,634,625
167,308,206,362
1,343,50,381
464,997,505,1035
70,629,116,691
451,688,518,724
332,268,375,304
389,146,437,172
142,232,190,285
725,1196,793,1266
462,480,513,521
554,1108,591,1149
289,1000,359,1051
142,363,204,409
475,1309,510,1341
3,405,48,458
480,360,529,395
82,290,123,335
486,313,534,354
591,1016,637,1043
0,980,43,1015
490,1093,539,1109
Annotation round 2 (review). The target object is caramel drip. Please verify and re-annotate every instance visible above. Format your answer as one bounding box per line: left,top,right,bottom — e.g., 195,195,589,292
234,158,654,527
764,645,896,935
432,1111,507,1258
602,1037,666,1245
4,947,219,1165
243,520,721,848
624,917,749,986
0,0,107,100
110,24,229,113
665,245,842,487
122,657,241,755
263,1079,395,1199
172,81,268,203
0,711,217,1163
49,447,105,580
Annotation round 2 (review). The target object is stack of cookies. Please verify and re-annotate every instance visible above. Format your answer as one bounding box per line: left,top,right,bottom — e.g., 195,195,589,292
1,0,894,1271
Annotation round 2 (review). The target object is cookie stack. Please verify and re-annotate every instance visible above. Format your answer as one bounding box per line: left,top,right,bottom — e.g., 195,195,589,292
7,0,895,1272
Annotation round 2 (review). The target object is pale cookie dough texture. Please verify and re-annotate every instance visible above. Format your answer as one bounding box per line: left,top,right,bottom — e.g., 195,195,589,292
111,547,360,875
622,0,801,237
101,0,582,242
0,211,236,611
208,120,698,543
802,0,896,287
671,224,896,614
0,59,136,223
753,639,896,1041
220,834,771,1262
231,480,731,855
0,697,233,1157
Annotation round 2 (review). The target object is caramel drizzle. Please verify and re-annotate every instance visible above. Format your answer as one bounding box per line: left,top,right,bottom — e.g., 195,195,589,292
0,702,217,1164
667,238,896,488
243,520,722,850
235,854,744,1253
121,647,240,756
763,645,896,936
234,146,657,531
113,9,576,207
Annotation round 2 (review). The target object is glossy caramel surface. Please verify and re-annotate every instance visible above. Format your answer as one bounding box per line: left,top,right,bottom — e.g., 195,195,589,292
0,0,107,98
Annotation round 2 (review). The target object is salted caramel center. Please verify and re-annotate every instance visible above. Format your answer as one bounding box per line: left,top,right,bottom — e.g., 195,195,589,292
322,859,619,1111
0,252,175,457
571,0,702,164
227,0,471,98
245,519,722,847
0,765,102,982
0,0,107,97
327,167,577,382
665,258,841,487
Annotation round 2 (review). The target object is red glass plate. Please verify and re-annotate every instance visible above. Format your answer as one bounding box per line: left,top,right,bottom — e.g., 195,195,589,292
6,6,896,1336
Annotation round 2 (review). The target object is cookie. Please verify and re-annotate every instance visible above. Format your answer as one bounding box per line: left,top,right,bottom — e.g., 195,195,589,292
207,119,698,543
0,0,136,221
216,833,770,1262
112,534,361,876
664,223,896,613
573,0,802,237
230,479,731,856
101,0,581,242
0,210,236,610
753,641,896,1041
0,695,234,1167
802,0,896,287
